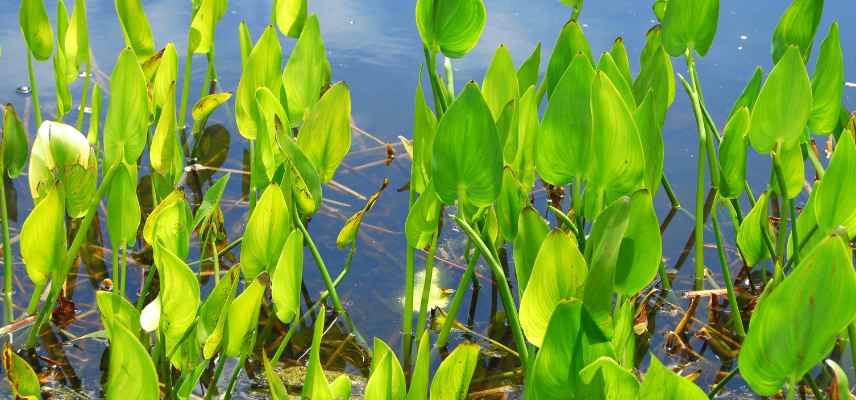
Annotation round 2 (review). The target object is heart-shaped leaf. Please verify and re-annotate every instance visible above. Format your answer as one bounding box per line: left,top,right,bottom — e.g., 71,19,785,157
771,0,824,63
415,0,486,59
661,0,719,57
297,82,351,183
20,186,66,287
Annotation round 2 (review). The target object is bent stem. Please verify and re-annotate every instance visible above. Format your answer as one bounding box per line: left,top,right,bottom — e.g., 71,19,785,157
710,194,746,337
454,215,530,372
75,61,92,130
434,240,477,350
661,175,681,209
25,164,120,349
422,47,448,114
26,51,43,127
294,213,365,346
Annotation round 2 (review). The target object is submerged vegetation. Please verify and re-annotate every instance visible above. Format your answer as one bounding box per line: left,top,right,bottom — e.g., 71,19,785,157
1,0,855,398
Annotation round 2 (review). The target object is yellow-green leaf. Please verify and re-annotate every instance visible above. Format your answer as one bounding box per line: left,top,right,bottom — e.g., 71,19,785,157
274,0,307,38
283,14,331,122
415,0,486,59
19,0,54,61
20,186,66,287
271,230,303,324
115,0,156,58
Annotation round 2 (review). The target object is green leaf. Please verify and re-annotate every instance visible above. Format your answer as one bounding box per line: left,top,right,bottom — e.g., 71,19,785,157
545,21,593,98
337,179,388,249
411,71,438,194
771,141,804,200
64,0,90,71
27,121,96,218
583,195,632,338
189,0,225,54
235,25,282,140
482,44,519,120
507,85,538,191
535,53,595,186
520,229,587,347
718,107,751,199
154,243,200,370
809,21,843,135
638,356,707,399
728,67,764,118
367,338,406,400
53,48,73,118
517,43,541,94
107,164,141,246
262,353,289,399
20,186,66,287
238,21,252,67
330,375,352,399
151,82,177,175
415,0,486,59
152,44,178,110
271,230,303,324
192,92,233,135
634,92,665,194
87,84,102,145
429,342,480,400
610,38,632,87
274,0,307,38
512,206,549,298
3,343,43,399
406,331,430,400
748,46,813,154
496,167,527,242
283,14,331,122
597,52,635,110
192,173,230,231
589,72,645,197
19,0,54,61
296,82,352,183
280,134,323,217
303,306,335,400
255,87,290,180
115,0,156,58
242,184,291,280
142,190,193,259
527,299,585,399
771,0,824,63
579,356,640,399
739,233,856,395
105,323,159,399
614,190,661,294
198,268,239,359
2,104,30,178
815,132,856,233
405,182,442,249
95,290,141,339
223,278,265,358
661,0,719,57
634,29,675,126
104,48,150,168
737,191,772,266
431,82,502,207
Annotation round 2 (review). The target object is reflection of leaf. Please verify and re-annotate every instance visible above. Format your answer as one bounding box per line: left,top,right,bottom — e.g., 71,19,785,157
191,123,231,182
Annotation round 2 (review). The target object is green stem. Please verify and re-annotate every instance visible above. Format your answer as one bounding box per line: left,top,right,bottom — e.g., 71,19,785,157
204,355,227,400
548,205,580,238
661,175,681,209
136,264,157,310
25,164,120,349
848,323,856,377
772,149,799,266
707,368,738,398
657,261,671,291
178,33,194,129
75,62,92,130
119,243,128,297
681,55,710,291
785,379,796,400
402,189,417,359
454,216,529,372
26,283,45,315
26,51,43,127
422,47,448,114
222,353,246,400
443,57,455,97
209,230,220,284
434,243,477,349
1,171,14,323
294,214,364,345
710,194,746,337
201,48,217,96
414,228,440,341
803,141,826,178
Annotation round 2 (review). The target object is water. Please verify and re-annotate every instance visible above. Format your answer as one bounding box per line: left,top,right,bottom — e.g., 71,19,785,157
1,0,855,398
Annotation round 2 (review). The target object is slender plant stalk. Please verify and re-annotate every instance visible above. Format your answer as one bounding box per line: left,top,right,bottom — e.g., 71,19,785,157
548,205,580,238
785,379,796,400
708,368,739,398
402,188,417,360
26,283,45,315
1,169,14,323
422,47,448,114
178,33,194,129
772,149,799,265
201,48,217,96
661,175,681,209
25,164,120,349
294,213,364,345
75,62,92,130
454,216,529,371
222,353,247,400
657,261,671,291
112,244,120,297
848,323,856,375
434,242,477,349
119,244,128,297
414,228,440,341
443,57,455,96
803,141,826,178
204,355,227,400
681,53,710,291
710,195,746,337
209,231,220,283
136,265,157,310
26,51,43,127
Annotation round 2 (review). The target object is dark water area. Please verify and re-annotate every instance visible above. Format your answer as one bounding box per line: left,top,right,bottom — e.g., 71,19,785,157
1,0,856,398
